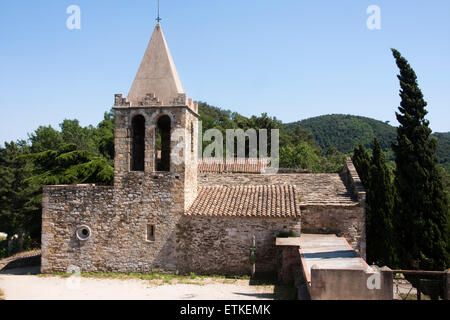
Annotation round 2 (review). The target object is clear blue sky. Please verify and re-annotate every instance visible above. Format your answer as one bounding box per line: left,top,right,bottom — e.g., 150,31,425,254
1,0,449,144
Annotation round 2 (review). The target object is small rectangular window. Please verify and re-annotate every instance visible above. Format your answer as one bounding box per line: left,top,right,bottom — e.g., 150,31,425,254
146,225,155,242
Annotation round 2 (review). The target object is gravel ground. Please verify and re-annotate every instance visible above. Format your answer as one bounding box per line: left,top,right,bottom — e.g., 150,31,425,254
0,267,277,300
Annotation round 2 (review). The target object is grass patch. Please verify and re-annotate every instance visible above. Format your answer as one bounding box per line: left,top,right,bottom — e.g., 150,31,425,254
41,271,252,286
398,292,431,300
40,271,259,290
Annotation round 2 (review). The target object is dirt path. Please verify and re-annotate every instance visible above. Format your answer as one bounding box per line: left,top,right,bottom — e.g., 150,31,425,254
0,268,276,300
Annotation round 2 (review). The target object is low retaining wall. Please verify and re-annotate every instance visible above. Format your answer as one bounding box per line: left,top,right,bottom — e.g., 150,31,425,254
310,266,393,300
276,234,392,300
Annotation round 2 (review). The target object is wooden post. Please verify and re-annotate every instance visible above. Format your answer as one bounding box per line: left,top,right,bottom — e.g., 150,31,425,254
251,235,256,277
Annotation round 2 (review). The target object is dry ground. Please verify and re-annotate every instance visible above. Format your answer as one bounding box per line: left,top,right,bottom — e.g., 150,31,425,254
0,267,294,300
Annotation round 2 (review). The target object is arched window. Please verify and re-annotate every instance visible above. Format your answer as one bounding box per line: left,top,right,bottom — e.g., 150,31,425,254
156,115,171,172
131,115,145,171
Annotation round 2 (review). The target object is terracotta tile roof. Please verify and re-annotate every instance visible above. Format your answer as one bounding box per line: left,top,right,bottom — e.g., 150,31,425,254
198,173,359,207
198,158,271,173
186,184,301,218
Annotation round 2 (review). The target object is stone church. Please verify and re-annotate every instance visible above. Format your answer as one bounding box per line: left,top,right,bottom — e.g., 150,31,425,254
41,23,366,276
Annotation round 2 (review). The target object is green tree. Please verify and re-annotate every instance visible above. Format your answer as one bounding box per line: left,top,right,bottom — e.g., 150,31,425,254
321,146,347,173
366,138,397,267
0,141,35,254
280,142,321,172
94,110,115,161
352,144,371,187
60,119,97,153
25,143,113,187
391,49,449,270
28,125,64,153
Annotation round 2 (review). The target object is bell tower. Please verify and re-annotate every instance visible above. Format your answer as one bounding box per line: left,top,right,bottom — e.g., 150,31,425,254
113,23,199,211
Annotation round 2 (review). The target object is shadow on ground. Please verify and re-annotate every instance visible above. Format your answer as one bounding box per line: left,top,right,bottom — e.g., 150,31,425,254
0,266,41,275
248,274,297,300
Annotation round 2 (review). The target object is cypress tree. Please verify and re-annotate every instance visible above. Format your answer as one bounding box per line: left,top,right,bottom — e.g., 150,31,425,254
391,49,449,270
352,143,370,187
366,138,397,267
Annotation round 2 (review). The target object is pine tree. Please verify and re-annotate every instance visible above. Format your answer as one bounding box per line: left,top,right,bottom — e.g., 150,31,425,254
0,141,34,254
366,138,397,267
391,49,449,270
24,143,114,187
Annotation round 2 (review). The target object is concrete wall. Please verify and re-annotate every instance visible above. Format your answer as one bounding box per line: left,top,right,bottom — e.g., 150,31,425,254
310,266,393,300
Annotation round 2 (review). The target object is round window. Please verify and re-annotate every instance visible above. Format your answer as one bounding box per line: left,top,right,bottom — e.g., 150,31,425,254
76,225,91,241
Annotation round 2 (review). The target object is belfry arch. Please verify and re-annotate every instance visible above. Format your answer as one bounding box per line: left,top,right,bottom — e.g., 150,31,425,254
156,114,171,172
131,114,145,171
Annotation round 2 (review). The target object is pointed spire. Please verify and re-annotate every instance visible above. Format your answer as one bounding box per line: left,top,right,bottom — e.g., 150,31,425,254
128,23,184,106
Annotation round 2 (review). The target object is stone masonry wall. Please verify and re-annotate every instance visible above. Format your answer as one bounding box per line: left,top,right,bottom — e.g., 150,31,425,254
42,112,365,274
113,106,198,210
300,205,365,258
341,157,366,204
41,179,183,273
41,183,301,275
177,216,301,276
198,167,366,258
41,185,114,273
42,104,201,274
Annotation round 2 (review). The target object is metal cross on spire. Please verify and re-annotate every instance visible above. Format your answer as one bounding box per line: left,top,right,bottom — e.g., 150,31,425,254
156,0,162,23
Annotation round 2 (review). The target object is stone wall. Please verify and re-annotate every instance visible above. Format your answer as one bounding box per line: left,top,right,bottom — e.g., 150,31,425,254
342,157,366,203
41,183,300,275
177,216,301,276
301,205,365,258
41,185,114,273
198,166,366,258
41,177,183,273
275,239,302,285
113,105,198,211
42,114,365,275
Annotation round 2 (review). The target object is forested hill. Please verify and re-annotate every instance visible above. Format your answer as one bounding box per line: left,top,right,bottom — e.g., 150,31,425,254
285,114,450,168
286,114,396,153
